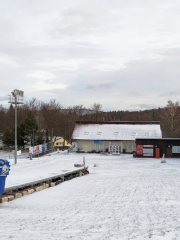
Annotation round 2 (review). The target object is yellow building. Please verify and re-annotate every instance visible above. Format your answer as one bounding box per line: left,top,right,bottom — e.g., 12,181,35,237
54,137,72,149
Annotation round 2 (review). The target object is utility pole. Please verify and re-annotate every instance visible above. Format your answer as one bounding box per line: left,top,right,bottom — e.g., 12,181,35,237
8,89,24,164
51,128,53,153
14,95,17,164
33,129,35,147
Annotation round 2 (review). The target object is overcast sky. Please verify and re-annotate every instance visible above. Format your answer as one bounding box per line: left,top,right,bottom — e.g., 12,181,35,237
0,0,180,111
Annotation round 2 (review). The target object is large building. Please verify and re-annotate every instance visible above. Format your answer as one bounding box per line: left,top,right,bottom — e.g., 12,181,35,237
71,121,162,153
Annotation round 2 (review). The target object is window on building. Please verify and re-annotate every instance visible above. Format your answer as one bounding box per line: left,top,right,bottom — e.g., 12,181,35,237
97,132,102,135
145,132,149,136
127,145,133,151
84,132,89,135
114,132,119,135
172,146,180,153
100,144,104,151
92,144,96,151
143,148,153,154
133,145,136,151
123,144,127,150
78,144,83,150
130,145,133,151
131,132,136,136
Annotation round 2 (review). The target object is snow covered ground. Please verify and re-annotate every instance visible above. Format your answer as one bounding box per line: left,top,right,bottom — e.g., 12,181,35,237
5,150,85,188
0,150,29,161
1,152,180,240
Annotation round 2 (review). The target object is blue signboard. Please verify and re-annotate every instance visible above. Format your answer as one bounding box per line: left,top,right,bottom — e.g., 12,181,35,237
42,144,46,153
0,159,10,196
94,141,104,144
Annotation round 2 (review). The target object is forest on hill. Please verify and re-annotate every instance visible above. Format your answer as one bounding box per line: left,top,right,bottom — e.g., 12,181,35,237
0,99,180,148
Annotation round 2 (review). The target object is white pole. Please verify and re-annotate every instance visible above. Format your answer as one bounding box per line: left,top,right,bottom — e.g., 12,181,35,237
15,96,17,164
83,156,85,170
52,128,53,152
8,90,24,164
33,129,35,147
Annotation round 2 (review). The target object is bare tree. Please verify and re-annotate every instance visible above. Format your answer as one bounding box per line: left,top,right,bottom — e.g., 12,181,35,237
161,100,180,137
91,102,102,112
71,104,84,116
39,99,63,145
90,102,102,120
25,98,42,111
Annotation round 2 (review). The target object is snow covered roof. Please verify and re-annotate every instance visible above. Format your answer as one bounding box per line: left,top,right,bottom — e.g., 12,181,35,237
52,136,63,142
71,122,162,141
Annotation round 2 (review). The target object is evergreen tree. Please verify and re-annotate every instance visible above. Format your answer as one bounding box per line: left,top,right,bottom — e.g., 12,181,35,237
2,129,14,147
37,132,44,145
19,111,38,147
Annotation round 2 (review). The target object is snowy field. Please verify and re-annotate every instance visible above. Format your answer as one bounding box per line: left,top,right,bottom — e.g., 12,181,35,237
1,152,180,240
4,150,86,188
0,150,29,161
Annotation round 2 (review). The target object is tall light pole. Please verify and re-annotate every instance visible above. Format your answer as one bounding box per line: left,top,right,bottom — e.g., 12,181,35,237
8,89,24,164
32,129,35,147
51,128,53,153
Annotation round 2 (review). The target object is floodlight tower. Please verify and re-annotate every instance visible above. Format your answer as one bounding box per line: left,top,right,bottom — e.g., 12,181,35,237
8,89,24,164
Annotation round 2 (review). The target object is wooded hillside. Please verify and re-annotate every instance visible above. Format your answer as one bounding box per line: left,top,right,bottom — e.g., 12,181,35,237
0,99,180,147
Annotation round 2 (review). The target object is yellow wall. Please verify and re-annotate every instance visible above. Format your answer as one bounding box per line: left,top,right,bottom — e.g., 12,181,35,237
54,138,72,147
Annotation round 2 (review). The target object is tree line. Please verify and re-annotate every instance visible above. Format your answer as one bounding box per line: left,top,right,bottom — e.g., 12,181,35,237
0,98,180,148
0,99,104,148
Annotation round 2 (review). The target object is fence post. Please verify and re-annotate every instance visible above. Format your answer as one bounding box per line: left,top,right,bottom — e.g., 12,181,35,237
83,156,85,170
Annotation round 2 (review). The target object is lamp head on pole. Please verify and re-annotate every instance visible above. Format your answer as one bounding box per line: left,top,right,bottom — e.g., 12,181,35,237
9,89,24,104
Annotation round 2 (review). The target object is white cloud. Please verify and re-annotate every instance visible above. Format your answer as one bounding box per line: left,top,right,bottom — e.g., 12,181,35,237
33,81,67,91
27,71,67,91
36,59,84,70
27,71,56,81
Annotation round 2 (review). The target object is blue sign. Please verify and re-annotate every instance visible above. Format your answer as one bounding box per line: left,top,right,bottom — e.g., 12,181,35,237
0,159,10,196
94,141,104,144
42,144,46,153
0,159,10,176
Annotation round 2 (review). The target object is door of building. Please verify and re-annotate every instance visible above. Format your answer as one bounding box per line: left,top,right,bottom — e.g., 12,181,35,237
165,147,172,158
110,145,121,153
155,148,160,158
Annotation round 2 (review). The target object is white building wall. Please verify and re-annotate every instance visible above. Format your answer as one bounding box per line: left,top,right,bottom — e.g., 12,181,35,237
121,141,136,153
75,140,136,153
76,140,109,152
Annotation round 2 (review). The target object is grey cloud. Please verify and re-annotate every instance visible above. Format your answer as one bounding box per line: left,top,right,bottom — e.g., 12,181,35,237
157,91,180,97
128,92,141,97
0,0,180,111
86,81,116,90
159,48,180,58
